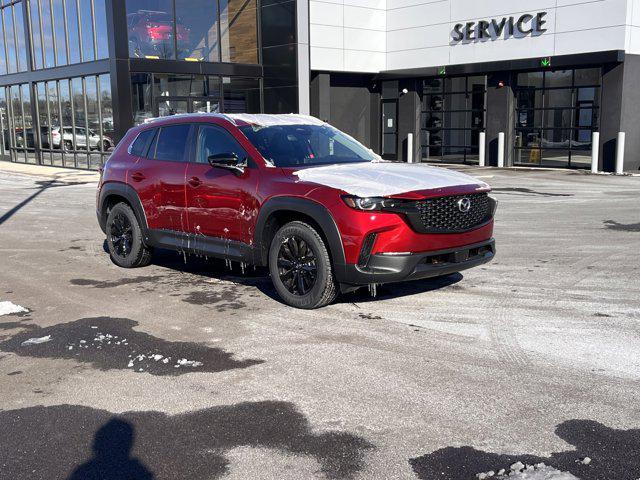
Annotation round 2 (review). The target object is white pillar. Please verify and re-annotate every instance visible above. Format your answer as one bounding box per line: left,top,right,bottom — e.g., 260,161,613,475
497,132,505,168
478,132,486,167
616,132,625,174
407,133,414,163
591,132,600,174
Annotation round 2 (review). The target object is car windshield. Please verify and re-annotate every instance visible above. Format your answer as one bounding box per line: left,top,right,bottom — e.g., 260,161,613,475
238,124,377,168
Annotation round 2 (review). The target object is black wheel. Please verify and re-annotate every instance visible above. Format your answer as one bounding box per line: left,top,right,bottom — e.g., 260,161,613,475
268,221,338,309
63,140,73,151
102,140,111,151
105,202,152,268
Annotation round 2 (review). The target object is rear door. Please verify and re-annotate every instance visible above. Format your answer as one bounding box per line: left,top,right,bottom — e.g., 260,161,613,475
129,124,192,232
185,123,259,243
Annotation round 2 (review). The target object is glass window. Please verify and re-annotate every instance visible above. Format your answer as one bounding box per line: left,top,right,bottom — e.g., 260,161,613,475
94,0,108,59
175,0,220,62
517,71,543,89
52,0,67,65
79,0,95,61
0,87,8,160
220,0,258,64
574,68,600,86
196,125,246,164
239,124,375,168
126,0,175,59
66,0,81,64
29,0,44,69
41,0,55,68
153,74,207,97
4,6,17,73
14,4,27,71
130,128,155,156
151,124,191,161
545,70,573,89
131,73,153,125
260,0,294,48
98,74,114,146
222,77,260,113
0,10,6,75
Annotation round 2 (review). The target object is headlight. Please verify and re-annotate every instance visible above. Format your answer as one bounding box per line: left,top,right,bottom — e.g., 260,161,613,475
341,196,398,211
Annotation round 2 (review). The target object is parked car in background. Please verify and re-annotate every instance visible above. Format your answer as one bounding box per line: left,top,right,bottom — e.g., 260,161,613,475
41,126,113,151
97,114,496,309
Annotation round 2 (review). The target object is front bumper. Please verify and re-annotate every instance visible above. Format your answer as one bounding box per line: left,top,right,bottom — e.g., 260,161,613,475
338,238,495,286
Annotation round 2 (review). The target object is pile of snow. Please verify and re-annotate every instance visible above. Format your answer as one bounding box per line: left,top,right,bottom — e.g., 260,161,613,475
0,301,28,316
477,462,579,480
21,335,52,346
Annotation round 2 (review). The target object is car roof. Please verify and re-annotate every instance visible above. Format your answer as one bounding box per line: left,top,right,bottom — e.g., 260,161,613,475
139,113,326,129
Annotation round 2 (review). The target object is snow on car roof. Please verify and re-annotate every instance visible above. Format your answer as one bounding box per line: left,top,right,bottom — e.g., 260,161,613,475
223,114,326,127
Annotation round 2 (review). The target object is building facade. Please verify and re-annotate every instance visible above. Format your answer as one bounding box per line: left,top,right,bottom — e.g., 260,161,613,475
0,0,300,169
307,0,640,172
1,0,639,172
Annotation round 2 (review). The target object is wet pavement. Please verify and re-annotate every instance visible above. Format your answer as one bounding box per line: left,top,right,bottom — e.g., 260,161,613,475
0,164,639,479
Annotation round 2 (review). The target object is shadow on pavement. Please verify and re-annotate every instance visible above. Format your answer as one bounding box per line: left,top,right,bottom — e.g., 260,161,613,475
68,419,154,480
603,220,640,232
0,317,263,376
410,419,640,479
0,402,374,480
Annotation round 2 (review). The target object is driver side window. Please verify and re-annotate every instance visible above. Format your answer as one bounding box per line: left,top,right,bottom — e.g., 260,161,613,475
196,125,248,164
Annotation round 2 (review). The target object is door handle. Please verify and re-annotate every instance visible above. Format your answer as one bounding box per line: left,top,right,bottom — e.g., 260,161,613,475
131,172,145,182
188,176,202,188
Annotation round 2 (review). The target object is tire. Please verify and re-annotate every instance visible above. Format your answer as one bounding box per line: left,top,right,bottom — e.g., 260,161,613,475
102,140,111,151
63,140,73,152
268,221,338,309
105,202,153,268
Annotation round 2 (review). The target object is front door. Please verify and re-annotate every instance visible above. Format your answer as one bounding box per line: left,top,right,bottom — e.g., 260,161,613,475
185,123,259,244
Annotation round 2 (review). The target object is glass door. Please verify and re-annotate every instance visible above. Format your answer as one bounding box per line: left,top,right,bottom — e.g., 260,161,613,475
514,68,600,169
420,76,486,164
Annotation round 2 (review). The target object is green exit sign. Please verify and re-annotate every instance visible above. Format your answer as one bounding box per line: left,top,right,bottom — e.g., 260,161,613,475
541,57,552,68
438,66,446,76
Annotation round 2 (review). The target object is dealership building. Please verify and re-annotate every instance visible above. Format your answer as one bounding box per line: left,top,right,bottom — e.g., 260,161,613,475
0,0,639,172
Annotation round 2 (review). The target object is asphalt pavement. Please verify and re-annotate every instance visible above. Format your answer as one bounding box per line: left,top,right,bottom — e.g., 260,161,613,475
0,162,639,479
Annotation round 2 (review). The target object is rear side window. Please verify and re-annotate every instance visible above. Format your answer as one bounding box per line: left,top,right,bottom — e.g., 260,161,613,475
129,129,155,157
150,124,191,162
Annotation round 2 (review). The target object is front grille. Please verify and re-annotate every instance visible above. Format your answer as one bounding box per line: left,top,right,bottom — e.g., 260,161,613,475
414,193,492,233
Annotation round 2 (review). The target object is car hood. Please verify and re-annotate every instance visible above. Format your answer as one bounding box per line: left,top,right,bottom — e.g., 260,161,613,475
291,162,489,198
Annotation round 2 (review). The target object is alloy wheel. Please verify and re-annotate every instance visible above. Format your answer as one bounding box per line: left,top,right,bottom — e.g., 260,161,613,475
109,212,133,258
277,236,318,296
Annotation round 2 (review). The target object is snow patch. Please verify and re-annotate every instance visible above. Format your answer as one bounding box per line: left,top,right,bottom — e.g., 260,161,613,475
0,301,28,316
293,162,488,198
21,335,52,346
477,462,579,480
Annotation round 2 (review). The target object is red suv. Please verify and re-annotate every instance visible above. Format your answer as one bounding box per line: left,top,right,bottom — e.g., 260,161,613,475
97,114,496,309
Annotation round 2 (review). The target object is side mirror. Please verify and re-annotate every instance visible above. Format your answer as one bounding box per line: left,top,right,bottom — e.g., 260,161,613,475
207,152,246,175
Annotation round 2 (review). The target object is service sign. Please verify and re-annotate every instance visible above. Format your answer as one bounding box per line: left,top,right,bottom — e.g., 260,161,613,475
452,12,548,42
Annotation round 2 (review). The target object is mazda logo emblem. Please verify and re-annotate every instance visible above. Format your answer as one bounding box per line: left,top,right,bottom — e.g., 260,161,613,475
457,197,471,213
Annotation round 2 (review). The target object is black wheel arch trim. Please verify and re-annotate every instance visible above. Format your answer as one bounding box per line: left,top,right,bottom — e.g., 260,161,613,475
97,182,150,240
254,196,348,280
